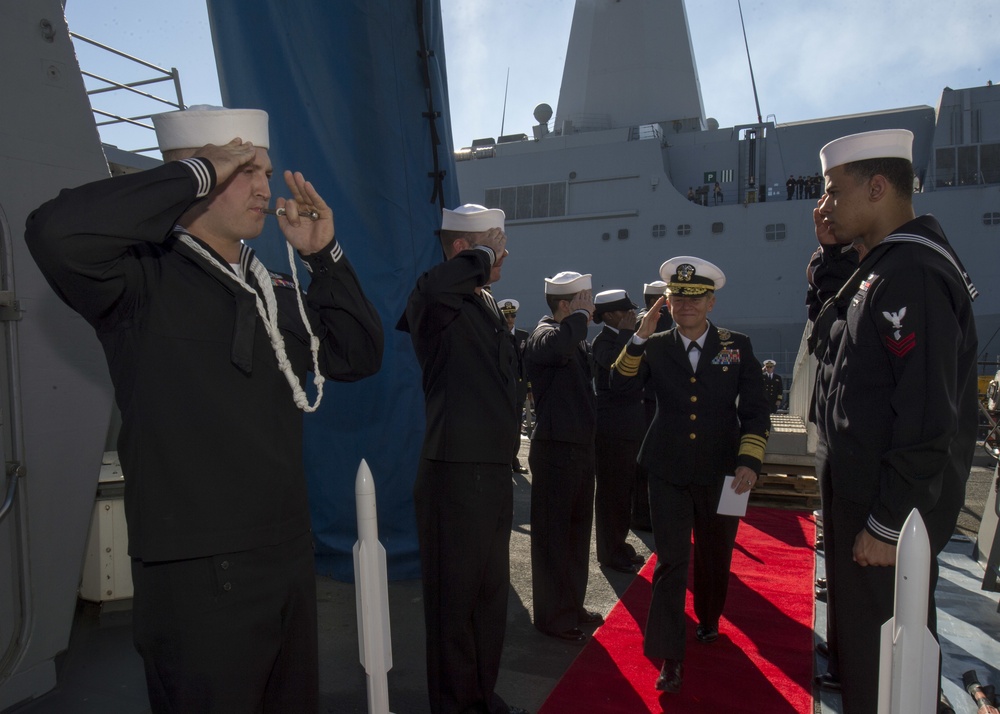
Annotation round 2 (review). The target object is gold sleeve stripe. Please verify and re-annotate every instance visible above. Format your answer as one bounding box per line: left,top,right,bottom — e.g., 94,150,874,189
739,434,768,462
612,346,643,377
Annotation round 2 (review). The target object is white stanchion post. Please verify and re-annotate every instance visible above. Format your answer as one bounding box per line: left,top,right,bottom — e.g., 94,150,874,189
353,459,394,714
877,508,939,714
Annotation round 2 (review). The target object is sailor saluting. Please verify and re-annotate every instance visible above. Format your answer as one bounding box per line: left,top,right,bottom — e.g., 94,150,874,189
25,105,383,712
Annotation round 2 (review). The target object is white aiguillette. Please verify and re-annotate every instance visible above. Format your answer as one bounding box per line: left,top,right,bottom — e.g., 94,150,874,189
717,475,749,517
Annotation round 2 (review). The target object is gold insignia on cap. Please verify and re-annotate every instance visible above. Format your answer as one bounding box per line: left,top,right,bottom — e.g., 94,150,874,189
677,264,695,282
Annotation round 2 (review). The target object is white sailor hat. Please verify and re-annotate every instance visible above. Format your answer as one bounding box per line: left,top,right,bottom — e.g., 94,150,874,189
152,105,270,152
820,129,913,174
441,204,505,232
497,298,519,314
643,280,668,296
763,359,776,367
659,256,726,295
593,289,637,324
544,271,592,295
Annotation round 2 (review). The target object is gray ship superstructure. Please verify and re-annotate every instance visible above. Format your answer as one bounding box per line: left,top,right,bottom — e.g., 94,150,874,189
455,0,1000,361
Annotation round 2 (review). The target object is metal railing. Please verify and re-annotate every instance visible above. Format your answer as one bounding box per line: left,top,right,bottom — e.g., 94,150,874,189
69,32,186,154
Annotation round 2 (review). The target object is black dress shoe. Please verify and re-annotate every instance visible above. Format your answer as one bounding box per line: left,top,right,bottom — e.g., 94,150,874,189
814,672,841,691
538,626,587,644
578,610,604,625
695,623,719,643
815,641,830,659
601,561,639,574
815,577,827,588
655,659,683,692
815,586,828,603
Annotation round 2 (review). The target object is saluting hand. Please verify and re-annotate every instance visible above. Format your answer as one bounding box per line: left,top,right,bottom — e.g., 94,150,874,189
813,196,838,247
569,289,595,321
275,170,335,255
195,138,257,185
474,227,508,261
636,296,666,339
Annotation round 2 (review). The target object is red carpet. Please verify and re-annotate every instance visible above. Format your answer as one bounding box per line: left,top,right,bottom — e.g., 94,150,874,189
539,507,816,713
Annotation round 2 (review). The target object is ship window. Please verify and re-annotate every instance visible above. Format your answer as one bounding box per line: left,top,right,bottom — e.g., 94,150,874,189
485,188,501,209
677,224,691,236
981,144,1000,184
499,186,517,217
720,170,733,183
935,148,956,188
601,232,611,241
618,229,629,240
652,224,666,237
485,181,567,219
984,213,1000,226
549,182,566,216
958,146,979,186
516,185,534,220
711,222,724,234
765,223,786,241
532,183,550,217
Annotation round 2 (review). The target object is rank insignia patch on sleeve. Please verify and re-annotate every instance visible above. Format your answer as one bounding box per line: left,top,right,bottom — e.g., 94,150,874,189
882,307,915,356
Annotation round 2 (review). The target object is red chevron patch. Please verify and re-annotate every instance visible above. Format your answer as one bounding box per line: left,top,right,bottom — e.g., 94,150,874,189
886,332,916,357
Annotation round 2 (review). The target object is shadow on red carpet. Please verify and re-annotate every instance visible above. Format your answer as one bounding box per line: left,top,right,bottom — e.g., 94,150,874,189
538,507,816,713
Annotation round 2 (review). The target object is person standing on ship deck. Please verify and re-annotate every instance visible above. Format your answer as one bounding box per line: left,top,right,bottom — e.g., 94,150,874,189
399,204,530,714
524,271,603,645
25,106,384,713
808,128,978,714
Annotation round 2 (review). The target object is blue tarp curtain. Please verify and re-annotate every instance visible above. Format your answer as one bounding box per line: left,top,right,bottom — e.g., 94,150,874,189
207,0,457,580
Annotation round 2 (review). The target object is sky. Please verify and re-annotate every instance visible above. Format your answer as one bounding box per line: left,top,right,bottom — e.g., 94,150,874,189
64,0,999,154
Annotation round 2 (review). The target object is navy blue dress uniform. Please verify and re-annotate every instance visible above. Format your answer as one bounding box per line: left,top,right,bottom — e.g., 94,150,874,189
632,280,674,530
524,271,598,642
612,257,769,692
26,107,384,713
499,298,530,472
761,360,784,413
399,204,523,714
809,130,979,713
591,289,645,572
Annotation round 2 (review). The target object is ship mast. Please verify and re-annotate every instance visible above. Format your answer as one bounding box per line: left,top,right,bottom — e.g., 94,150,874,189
738,0,763,125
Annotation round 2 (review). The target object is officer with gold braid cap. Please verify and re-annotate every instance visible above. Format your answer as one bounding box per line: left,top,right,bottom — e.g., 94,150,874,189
611,256,770,694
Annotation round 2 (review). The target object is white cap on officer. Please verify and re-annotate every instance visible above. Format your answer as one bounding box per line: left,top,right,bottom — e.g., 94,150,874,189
763,359,776,367
497,298,519,315
544,271,592,295
643,280,668,297
441,204,505,232
153,105,270,152
820,129,913,174
660,256,726,295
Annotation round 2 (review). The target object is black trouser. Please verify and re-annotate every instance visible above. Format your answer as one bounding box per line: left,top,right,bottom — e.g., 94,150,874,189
529,438,596,633
131,531,318,714
414,459,514,714
594,433,640,566
819,448,962,713
643,478,739,661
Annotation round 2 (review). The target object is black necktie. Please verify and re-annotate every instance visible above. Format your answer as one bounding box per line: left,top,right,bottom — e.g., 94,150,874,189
687,341,700,370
